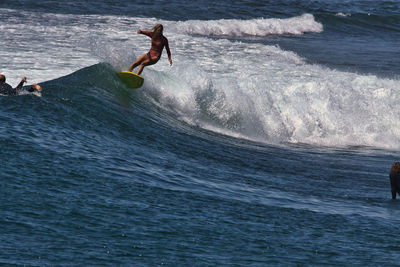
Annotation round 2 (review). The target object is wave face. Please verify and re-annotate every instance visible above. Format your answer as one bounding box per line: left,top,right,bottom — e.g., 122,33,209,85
1,62,400,267
139,51,400,149
29,60,400,150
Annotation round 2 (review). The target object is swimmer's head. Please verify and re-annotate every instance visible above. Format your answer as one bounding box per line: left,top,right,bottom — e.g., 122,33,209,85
153,24,163,35
28,83,42,92
0,74,5,83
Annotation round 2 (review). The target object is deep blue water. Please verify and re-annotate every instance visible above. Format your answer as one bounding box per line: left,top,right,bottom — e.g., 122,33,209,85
1,0,400,266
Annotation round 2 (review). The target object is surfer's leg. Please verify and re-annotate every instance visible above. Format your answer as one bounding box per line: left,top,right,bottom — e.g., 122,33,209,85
137,54,160,75
136,61,148,75
128,54,147,72
137,58,157,75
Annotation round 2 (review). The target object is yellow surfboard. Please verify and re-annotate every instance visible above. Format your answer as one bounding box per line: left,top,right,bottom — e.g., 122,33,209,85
117,71,144,89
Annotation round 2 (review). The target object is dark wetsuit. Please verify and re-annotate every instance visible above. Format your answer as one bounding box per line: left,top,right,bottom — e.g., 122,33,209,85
0,83,16,95
0,81,24,95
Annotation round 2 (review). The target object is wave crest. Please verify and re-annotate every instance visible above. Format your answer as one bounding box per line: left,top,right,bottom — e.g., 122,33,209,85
177,14,323,37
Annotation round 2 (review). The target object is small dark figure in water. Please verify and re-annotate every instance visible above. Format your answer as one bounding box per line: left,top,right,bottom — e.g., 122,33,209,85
390,162,400,199
0,74,26,95
27,83,42,93
0,74,42,95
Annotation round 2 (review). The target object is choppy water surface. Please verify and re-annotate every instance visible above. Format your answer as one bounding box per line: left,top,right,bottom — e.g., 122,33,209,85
1,0,400,265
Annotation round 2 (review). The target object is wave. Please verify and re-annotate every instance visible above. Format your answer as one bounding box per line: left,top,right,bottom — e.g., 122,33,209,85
1,4,398,150
133,48,400,149
25,58,400,151
176,14,323,37
323,12,400,34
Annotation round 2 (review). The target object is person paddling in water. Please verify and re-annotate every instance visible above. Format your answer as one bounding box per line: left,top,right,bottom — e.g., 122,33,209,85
0,74,42,95
128,24,172,75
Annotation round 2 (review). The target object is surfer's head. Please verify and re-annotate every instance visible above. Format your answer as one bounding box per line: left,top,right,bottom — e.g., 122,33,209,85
153,24,163,35
0,74,5,83
28,83,42,92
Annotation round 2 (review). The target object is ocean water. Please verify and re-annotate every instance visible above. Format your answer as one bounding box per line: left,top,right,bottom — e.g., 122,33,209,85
1,0,400,265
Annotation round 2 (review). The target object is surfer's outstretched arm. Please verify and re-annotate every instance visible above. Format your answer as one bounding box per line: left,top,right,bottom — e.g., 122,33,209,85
15,76,27,90
137,29,153,38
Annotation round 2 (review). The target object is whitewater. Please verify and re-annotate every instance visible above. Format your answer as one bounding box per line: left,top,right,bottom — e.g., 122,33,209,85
2,9,399,149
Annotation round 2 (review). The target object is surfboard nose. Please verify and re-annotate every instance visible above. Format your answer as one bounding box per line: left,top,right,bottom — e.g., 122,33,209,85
117,71,144,89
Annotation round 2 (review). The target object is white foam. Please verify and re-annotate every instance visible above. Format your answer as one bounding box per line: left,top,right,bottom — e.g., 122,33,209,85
335,13,351,17
0,9,99,84
176,14,323,37
143,36,400,149
0,10,318,83
2,9,400,149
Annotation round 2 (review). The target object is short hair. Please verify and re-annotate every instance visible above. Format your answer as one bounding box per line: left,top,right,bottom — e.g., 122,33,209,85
0,74,5,83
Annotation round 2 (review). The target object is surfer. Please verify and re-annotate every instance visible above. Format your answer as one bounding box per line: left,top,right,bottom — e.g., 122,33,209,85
0,74,42,95
390,162,400,199
28,83,42,93
128,24,172,75
0,74,27,95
